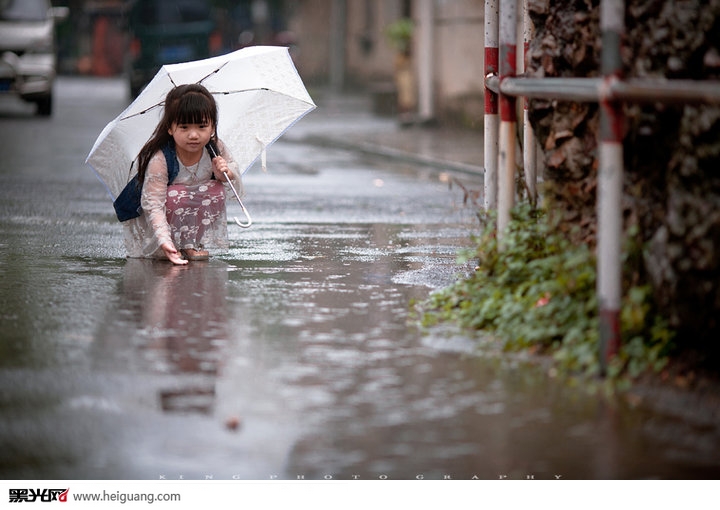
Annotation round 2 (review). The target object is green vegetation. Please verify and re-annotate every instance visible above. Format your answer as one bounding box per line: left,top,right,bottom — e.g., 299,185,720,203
416,204,674,386
384,18,414,54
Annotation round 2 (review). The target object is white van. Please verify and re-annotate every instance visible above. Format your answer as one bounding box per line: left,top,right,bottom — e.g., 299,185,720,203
0,0,68,116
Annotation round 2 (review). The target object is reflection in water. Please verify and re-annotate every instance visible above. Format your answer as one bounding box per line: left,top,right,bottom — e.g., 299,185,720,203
115,259,230,414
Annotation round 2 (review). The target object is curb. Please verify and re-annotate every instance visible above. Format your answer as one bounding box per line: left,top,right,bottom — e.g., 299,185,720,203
300,134,486,177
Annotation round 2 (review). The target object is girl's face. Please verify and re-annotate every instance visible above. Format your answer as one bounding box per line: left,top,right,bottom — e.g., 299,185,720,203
168,119,214,158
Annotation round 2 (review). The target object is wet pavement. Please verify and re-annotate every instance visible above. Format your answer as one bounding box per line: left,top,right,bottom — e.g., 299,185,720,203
1,77,719,480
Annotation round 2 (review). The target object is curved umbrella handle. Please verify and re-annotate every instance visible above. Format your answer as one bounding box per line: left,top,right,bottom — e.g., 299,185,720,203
233,198,253,228
223,171,252,228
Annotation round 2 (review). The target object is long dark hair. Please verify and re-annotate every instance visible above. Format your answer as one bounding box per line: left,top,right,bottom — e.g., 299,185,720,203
135,83,218,183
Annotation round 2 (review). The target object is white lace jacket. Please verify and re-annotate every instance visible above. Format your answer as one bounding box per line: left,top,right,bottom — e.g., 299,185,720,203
122,141,242,258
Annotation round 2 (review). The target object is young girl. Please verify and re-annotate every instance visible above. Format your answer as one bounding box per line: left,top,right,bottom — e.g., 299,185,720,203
123,84,243,265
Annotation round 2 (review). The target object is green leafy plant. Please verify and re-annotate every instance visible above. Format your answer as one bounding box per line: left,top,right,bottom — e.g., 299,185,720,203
385,18,414,53
417,204,674,383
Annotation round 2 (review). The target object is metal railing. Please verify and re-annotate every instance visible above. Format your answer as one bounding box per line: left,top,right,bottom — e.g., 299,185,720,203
483,0,720,373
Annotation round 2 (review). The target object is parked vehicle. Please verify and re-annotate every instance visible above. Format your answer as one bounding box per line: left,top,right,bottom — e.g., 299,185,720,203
0,0,68,116
126,0,221,98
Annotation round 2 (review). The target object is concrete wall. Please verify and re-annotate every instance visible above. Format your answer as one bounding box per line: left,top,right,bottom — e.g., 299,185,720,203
290,0,403,88
287,0,333,85
289,0,488,127
344,1,402,86
432,0,485,127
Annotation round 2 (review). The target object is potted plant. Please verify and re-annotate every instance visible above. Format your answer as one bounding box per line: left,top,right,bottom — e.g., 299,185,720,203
385,18,416,122
385,18,413,55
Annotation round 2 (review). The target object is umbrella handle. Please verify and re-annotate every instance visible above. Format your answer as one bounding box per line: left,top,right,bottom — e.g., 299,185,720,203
223,171,252,228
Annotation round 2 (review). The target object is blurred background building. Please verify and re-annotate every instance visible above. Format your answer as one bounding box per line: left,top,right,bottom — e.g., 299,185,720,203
52,0,486,127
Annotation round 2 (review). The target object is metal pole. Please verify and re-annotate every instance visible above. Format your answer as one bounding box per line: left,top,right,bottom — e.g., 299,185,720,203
598,0,625,374
497,0,517,240
416,0,435,121
494,76,599,100
522,0,537,205
484,0,499,210
609,79,720,104
493,76,720,104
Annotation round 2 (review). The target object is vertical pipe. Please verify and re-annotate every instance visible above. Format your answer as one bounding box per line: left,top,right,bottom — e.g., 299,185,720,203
522,0,537,205
416,0,435,121
497,0,517,240
598,0,624,373
484,0,499,210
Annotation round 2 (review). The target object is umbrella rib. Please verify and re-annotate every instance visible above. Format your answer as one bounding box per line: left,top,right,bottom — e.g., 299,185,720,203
210,87,269,95
118,86,314,121
117,88,268,121
119,64,228,121
119,102,165,121
197,62,228,85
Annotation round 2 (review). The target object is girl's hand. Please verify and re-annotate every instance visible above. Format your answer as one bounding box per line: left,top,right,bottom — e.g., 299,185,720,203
211,155,235,182
161,242,188,265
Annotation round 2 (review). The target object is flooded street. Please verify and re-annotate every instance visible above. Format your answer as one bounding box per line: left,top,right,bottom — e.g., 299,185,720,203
1,77,719,480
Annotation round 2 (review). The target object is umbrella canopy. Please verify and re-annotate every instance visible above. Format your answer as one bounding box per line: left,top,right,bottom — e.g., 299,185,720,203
86,46,315,200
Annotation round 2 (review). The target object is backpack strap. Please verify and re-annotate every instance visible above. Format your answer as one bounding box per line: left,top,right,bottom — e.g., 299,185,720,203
162,140,180,185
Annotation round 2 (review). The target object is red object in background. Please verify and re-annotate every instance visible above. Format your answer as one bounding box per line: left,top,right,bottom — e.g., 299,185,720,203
209,30,223,55
92,16,125,76
129,37,141,60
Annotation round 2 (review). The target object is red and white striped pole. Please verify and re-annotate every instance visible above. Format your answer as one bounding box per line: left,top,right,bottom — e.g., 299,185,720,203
522,0,537,205
598,0,625,373
497,0,517,240
484,0,499,211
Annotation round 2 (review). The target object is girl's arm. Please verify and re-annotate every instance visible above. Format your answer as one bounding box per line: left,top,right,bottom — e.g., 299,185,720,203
141,152,183,263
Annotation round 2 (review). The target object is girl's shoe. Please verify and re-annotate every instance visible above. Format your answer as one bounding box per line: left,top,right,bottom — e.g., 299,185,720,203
181,248,210,261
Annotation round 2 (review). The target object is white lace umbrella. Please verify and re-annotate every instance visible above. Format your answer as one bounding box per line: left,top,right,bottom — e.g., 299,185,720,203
86,45,315,204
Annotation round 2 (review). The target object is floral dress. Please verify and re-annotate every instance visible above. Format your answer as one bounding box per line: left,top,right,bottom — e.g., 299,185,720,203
123,141,242,259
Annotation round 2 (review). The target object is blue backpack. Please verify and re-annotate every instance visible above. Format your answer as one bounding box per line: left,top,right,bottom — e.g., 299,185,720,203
113,141,181,222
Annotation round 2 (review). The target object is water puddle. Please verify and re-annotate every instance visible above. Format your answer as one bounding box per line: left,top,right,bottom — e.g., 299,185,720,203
2,220,718,480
